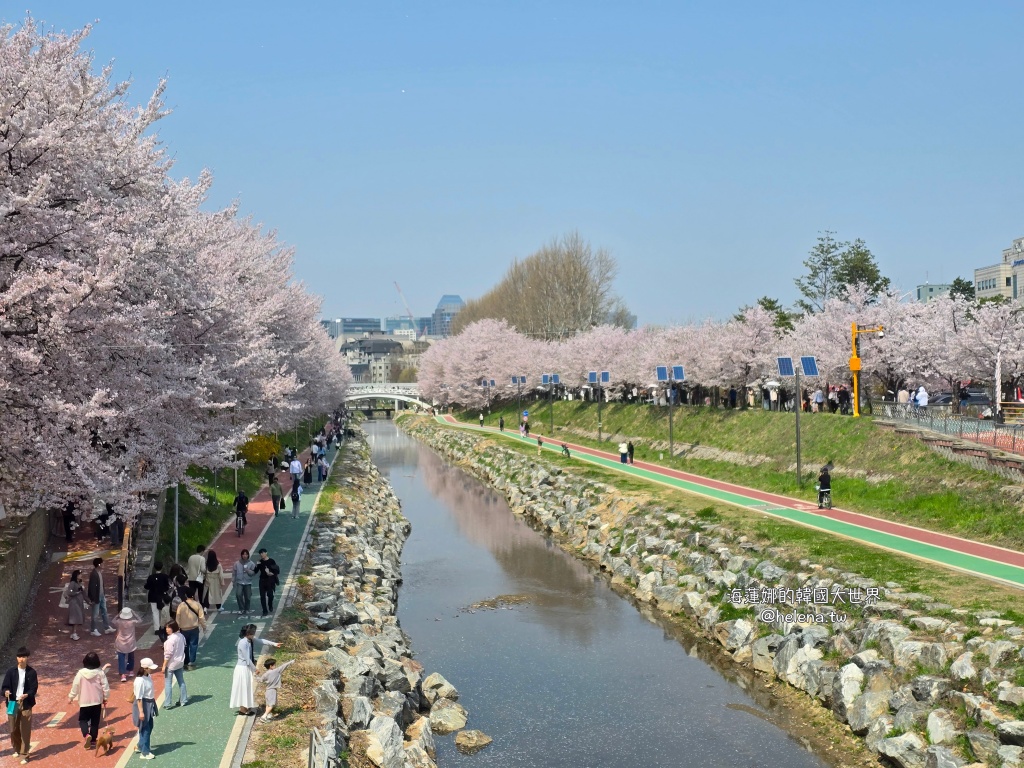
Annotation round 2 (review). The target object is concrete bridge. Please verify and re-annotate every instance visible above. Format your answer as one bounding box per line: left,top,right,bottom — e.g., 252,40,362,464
344,383,430,411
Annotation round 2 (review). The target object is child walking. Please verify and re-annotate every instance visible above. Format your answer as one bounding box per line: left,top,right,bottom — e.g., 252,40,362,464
132,658,159,760
258,657,296,721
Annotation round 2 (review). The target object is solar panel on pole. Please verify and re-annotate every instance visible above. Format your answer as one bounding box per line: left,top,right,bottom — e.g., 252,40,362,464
588,371,597,384
777,357,795,377
601,371,610,384
800,356,819,377
672,365,685,381
542,374,550,385
552,374,560,385
656,366,668,382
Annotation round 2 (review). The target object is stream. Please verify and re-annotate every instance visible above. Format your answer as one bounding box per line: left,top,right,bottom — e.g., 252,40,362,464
367,420,832,768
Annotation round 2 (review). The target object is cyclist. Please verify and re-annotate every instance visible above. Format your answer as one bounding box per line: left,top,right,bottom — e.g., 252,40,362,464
561,443,570,458
233,490,250,530
817,465,832,509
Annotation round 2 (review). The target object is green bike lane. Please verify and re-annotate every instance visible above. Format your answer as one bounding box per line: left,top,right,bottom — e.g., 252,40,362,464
439,416,1024,590
113,443,337,768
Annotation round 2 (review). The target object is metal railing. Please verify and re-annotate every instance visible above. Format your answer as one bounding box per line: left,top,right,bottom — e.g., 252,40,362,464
308,727,333,768
876,403,1024,455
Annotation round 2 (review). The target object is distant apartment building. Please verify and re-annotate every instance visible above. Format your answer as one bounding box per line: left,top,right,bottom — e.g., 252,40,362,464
975,236,1024,301
430,295,464,337
915,283,952,302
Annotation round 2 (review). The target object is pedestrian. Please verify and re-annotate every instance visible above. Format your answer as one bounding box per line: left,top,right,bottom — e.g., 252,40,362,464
627,441,635,465
478,413,484,428
2,646,37,765
536,435,543,455
916,385,929,408
233,549,256,616
813,388,825,412
68,651,109,749
523,420,529,437
143,562,170,632
174,587,206,669
265,457,275,484
87,558,115,637
111,607,143,682
167,561,186,586
230,624,280,716
499,416,504,432
258,657,296,721
186,545,206,600
62,500,77,543
268,476,282,518
204,550,226,611
302,458,313,485
64,569,87,640
290,485,302,519
132,657,159,760
618,441,628,464
728,386,738,409
288,455,302,487
254,549,281,617
161,621,187,708
317,455,328,482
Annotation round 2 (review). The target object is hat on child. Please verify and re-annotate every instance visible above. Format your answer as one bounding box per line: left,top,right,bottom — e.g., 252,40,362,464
119,608,133,620
139,658,158,670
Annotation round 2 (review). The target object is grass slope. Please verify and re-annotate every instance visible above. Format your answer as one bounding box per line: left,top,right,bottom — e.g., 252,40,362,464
467,401,1024,550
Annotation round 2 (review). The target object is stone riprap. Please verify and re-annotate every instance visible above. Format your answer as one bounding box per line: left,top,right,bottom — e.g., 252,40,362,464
299,429,464,768
402,417,1024,768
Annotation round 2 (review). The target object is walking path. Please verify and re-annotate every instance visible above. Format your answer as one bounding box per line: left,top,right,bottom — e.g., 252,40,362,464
439,415,1024,590
1,440,336,767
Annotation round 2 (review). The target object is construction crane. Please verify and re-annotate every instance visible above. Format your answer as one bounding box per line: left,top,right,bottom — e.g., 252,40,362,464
393,281,421,340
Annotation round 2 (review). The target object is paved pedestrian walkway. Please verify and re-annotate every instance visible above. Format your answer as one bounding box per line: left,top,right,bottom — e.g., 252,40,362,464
1,441,336,767
440,415,1024,590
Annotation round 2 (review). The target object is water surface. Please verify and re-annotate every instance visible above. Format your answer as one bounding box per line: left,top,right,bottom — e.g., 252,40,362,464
367,421,829,768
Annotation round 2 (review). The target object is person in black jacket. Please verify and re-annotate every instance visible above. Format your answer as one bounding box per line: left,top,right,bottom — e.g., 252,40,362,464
254,549,281,617
2,646,38,764
144,562,171,633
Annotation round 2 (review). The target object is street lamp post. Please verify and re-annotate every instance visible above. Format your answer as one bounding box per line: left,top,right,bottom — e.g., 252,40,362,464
589,370,610,443
850,323,885,417
655,366,685,458
542,374,560,435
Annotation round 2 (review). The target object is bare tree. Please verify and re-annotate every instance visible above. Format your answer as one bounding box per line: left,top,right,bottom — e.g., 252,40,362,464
452,232,631,338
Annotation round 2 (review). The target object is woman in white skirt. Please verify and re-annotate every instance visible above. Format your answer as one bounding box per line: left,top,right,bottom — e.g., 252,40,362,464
230,624,280,715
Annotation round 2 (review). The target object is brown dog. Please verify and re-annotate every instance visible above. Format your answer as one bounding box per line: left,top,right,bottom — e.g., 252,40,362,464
94,727,115,756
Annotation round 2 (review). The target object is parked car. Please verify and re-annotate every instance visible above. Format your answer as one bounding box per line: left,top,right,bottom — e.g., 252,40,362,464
931,390,992,407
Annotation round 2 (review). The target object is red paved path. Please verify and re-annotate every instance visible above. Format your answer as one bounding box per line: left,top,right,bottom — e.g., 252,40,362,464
0,460,300,766
449,416,1024,573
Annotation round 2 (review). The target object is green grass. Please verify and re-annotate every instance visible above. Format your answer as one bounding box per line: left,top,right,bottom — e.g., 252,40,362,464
467,401,1024,549
448,419,1024,617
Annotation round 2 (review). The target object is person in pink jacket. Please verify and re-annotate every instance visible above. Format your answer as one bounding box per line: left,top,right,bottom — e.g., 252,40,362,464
68,652,110,748
111,607,143,682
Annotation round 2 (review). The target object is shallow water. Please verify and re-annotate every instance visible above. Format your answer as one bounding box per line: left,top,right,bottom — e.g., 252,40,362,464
367,421,830,768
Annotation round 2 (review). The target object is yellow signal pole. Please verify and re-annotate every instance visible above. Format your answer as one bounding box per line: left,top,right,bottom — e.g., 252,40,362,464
851,323,885,418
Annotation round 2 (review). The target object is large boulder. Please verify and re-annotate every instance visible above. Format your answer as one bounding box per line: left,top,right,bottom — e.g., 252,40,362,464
877,733,928,768
455,730,493,754
831,663,865,723
367,716,405,768
405,716,435,759
967,728,1002,763
999,721,1024,746
713,619,755,652
773,636,823,690
923,746,965,768
861,620,912,658
949,652,977,681
926,710,960,746
422,673,459,706
428,698,468,735
847,691,890,735
751,635,783,674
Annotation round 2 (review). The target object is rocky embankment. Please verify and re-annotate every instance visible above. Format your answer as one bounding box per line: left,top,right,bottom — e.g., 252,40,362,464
299,431,469,768
402,417,1024,768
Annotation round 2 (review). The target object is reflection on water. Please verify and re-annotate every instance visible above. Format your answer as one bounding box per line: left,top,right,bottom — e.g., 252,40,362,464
366,421,829,768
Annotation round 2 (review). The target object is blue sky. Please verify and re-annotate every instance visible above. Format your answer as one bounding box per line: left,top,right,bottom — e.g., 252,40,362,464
15,2,1024,325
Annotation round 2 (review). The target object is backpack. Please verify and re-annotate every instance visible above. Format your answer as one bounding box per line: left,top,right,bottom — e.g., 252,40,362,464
290,488,300,502
236,493,249,512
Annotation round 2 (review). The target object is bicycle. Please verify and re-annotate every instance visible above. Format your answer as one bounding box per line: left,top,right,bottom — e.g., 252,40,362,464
561,444,570,458
815,486,832,510
236,511,246,536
